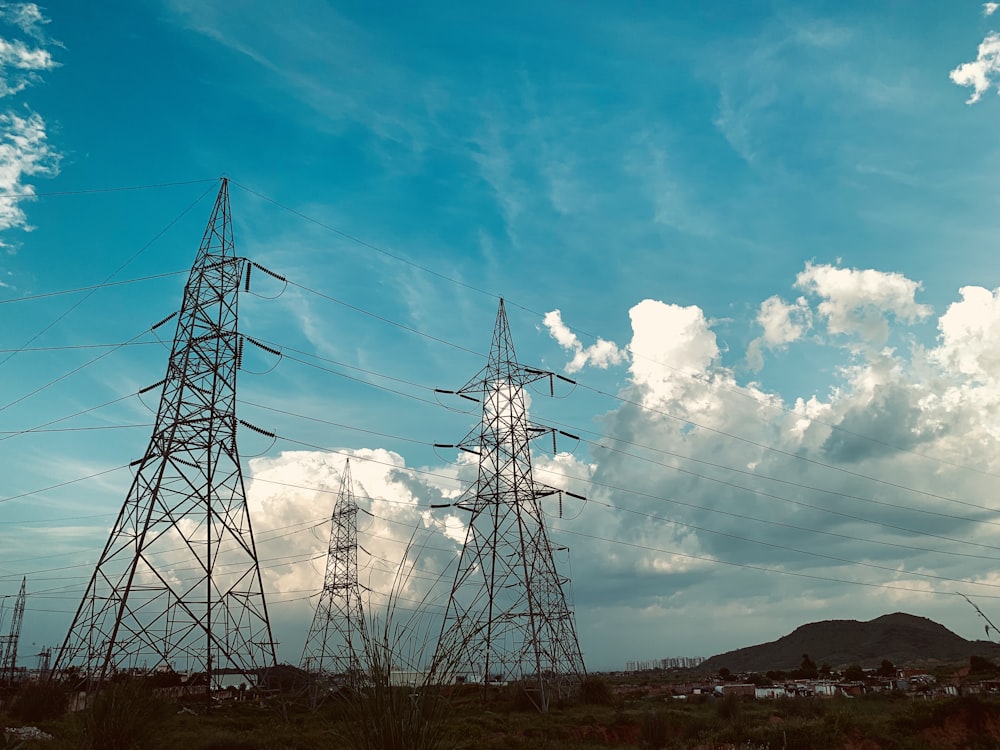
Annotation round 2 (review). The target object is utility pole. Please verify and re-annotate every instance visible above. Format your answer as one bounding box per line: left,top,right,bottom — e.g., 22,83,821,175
433,299,585,712
52,179,276,692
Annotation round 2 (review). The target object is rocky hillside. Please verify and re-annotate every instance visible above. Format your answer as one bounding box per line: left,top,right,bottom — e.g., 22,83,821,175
700,612,1000,673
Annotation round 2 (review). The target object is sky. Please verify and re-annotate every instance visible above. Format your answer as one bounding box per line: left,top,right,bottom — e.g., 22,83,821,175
5,1,1000,674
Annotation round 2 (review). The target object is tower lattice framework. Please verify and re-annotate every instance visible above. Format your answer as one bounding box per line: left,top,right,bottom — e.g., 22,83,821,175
0,577,25,686
434,299,585,712
300,459,365,679
52,179,276,688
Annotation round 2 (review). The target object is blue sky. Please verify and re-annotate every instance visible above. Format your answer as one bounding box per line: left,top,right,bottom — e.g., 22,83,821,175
6,0,1000,672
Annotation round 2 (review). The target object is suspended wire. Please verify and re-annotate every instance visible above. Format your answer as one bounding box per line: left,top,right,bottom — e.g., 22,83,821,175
253,451,1000,596
0,271,188,307
240,399,430,447
248,336,456,394
0,424,151,435
271,349,465,412
0,393,135,444
552,526,991,599
285,280,485,359
230,180,499,303
0,181,215,370
1,178,217,199
0,464,130,506
573,380,999,515
9,180,1000,623
0,342,162,351
543,417,1000,523
254,284,996,520
0,511,113,526
0,326,158,416
255,429,1000,569
227,180,999,485
241,349,1000,534
545,483,1000,590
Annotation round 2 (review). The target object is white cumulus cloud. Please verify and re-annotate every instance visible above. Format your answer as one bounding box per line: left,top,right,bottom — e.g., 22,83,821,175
951,31,1000,104
543,309,626,374
932,285,1000,384
794,262,931,344
985,3,999,17
747,295,813,370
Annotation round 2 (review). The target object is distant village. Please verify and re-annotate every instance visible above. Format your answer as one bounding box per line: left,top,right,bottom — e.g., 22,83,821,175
619,654,1000,700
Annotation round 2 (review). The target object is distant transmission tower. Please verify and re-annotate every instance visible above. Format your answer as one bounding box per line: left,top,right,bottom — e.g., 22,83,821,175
0,577,25,685
300,459,366,680
52,179,276,689
433,299,585,712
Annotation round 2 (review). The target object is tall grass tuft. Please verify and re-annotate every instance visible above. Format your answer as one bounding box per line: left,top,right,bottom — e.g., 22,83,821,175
83,677,168,750
9,680,67,723
324,535,467,750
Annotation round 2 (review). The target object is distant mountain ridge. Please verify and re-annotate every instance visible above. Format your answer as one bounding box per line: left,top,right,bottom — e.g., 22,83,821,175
700,613,1000,673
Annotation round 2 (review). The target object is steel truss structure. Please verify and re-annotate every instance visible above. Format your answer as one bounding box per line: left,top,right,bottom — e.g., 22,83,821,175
52,179,276,689
433,299,585,712
300,459,366,680
0,577,25,685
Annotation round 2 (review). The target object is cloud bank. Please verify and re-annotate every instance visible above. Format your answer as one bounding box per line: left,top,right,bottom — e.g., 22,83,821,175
239,261,1000,668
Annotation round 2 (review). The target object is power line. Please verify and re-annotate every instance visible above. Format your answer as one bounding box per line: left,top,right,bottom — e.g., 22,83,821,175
227,180,998,484
0,272,187,306
231,180,499,303
1,178,217,199
0,182,215,372
554,527,999,600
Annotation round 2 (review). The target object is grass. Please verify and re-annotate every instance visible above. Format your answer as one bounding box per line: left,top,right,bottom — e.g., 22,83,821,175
6,687,1000,749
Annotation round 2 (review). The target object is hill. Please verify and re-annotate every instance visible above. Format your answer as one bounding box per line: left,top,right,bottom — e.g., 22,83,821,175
700,612,1000,673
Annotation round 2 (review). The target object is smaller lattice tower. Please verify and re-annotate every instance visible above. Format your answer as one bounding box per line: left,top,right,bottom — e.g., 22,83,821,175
0,577,25,685
300,459,366,681
433,299,585,712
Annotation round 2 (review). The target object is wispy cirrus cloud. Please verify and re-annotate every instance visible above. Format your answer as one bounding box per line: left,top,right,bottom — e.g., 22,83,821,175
0,3,60,242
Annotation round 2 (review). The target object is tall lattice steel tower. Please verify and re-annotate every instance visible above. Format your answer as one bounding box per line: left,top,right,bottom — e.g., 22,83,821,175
300,459,365,680
433,299,585,712
0,577,25,685
52,179,276,689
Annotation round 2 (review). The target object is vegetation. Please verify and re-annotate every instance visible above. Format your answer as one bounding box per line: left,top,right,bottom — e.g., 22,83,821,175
5,676,1000,749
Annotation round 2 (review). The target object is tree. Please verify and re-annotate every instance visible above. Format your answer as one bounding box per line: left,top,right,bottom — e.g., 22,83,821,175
878,659,895,677
970,654,995,674
799,654,818,680
844,664,865,682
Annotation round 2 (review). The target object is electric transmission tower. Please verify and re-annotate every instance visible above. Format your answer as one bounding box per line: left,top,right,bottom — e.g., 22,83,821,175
52,179,276,690
0,577,25,686
433,299,585,712
300,459,366,681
